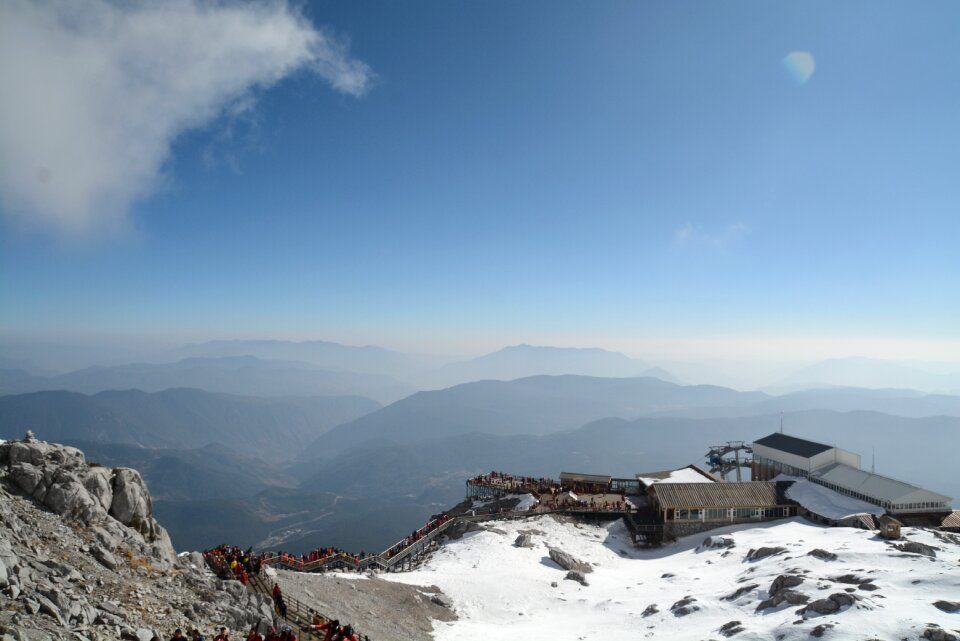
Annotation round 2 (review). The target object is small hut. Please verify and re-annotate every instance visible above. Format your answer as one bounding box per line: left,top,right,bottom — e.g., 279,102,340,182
877,514,902,539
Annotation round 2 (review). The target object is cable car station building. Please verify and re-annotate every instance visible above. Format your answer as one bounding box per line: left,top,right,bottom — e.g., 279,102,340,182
751,432,952,520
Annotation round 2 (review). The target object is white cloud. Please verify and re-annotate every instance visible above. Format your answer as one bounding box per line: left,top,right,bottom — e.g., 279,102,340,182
0,0,373,235
674,221,750,248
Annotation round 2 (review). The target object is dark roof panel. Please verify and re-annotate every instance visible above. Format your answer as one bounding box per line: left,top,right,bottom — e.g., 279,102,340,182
650,481,793,509
754,433,833,459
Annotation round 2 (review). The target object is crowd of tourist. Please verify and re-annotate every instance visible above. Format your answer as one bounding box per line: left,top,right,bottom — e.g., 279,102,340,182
202,512,455,641
469,471,562,495
469,470,635,513
383,512,450,559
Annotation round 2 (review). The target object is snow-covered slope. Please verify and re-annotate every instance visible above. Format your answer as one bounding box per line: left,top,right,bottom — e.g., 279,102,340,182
376,516,960,641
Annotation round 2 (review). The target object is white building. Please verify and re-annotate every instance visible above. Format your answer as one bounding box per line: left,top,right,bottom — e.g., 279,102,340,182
752,432,952,517
752,432,860,480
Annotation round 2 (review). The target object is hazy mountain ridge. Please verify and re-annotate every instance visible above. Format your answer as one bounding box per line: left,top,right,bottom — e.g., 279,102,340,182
428,344,660,386
0,354,413,404
777,357,960,394
649,386,960,419
0,388,380,461
308,375,770,456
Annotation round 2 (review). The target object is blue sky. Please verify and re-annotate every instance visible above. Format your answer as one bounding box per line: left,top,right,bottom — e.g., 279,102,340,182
1,1,958,359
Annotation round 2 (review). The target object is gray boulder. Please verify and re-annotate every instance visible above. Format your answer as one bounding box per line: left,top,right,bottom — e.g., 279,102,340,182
548,547,592,574
923,626,959,641
719,621,744,637
746,546,787,561
769,574,804,595
933,600,960,613
700,536,735,550
109,469,153,534
564,570,589,586
756,589,808,611
83,467,114,512
92,547,120,571
514,534,534,548
800,592,856,616
895,541,937,558
807,549,838,562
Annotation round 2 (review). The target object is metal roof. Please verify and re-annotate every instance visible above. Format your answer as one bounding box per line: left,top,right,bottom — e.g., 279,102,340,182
560,472,612,484
811,463,952,505
754,433,833,458
636,465,717,486
649,482,791,509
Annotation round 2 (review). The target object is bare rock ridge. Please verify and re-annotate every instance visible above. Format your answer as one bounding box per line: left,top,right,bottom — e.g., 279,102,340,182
2,434,174,566
0,433,274,641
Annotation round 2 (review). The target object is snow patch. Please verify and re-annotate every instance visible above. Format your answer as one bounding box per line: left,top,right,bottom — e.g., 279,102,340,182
375,515,960,641
779,475,884,520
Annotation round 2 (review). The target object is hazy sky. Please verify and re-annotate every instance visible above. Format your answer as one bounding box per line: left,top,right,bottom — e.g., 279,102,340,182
1,1,958,360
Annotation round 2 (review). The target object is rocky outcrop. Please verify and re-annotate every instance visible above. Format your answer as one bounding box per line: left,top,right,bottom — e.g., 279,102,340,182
0,436,174,569
0,434,274,641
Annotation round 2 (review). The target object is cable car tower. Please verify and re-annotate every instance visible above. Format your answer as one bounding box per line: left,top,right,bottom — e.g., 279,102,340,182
705,441,753,482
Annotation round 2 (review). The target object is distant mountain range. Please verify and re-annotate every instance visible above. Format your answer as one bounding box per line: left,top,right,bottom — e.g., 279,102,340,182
0,388,380,461
0,355,413,404
426,344,673,387
168,339,428,378
773,357,960,394
309,375,767,456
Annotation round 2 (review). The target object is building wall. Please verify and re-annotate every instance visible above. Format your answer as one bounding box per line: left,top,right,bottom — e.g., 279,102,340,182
752,443,817,476
834,449,861,469
751,442,861,481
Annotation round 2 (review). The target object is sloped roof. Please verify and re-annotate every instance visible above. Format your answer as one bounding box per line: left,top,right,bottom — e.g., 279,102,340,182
636,465,717,487
650,482,790,509
754,433,833,458
811,463,952,505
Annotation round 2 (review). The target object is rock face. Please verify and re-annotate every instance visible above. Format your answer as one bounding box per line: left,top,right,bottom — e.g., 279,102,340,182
0,437,175,568
0,434,274,641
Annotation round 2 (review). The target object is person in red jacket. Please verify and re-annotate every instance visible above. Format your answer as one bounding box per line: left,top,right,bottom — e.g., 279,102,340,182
245,626,263,641
312,619,338,641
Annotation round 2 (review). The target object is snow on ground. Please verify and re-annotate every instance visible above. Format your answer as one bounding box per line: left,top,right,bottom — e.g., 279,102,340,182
780,476,884,520
638,467,714,485
377,515,960,641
